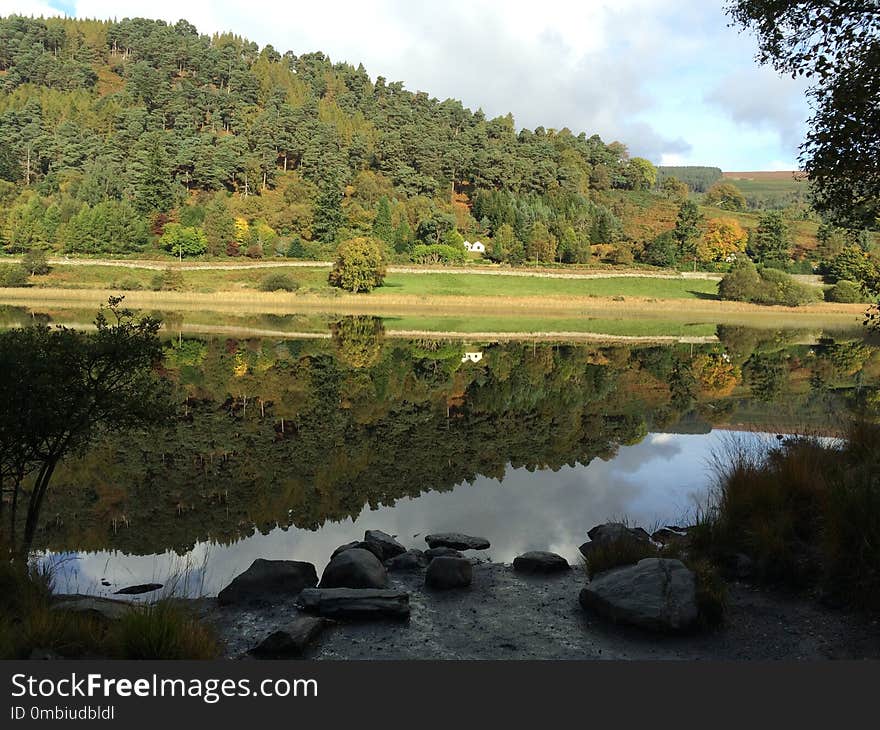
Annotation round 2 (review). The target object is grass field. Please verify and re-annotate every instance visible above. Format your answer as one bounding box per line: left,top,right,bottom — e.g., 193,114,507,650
26,265,724,300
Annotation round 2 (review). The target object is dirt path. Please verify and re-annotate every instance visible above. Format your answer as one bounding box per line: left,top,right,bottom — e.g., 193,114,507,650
201,563,880,660
5,256,728,281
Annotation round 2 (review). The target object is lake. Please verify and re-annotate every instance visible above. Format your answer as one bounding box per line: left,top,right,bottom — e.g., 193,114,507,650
16,310,876,597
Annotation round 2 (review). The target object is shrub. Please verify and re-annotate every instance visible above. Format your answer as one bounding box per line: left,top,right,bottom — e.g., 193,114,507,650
0,265,30,287
150,268,185,291
328,237,386,292
410,243,467,264
719,259,821,306
110,277,143,291
22,248,50,275
642,231,680,267
159,223,207,258
825,280,866,303
259,273,299,292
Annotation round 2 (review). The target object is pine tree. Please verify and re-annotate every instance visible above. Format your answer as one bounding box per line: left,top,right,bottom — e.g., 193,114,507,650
313,177,344,244
673,201,704,269
372,196,394,247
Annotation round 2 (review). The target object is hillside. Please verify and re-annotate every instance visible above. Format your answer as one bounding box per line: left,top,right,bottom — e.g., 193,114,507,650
0,14,870,279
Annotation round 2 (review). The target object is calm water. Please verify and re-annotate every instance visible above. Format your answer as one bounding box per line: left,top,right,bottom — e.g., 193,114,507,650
20,313,876,597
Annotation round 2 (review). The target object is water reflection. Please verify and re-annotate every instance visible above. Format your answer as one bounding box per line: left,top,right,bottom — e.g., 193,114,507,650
49,431,769,597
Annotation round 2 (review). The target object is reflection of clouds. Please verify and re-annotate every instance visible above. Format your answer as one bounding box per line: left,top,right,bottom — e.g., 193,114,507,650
51,431,765,597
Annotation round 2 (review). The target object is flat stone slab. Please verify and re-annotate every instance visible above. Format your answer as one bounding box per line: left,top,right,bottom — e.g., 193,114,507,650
218,559,318,606
512,551,570,574
297,588,410,620
250,615,329,658
51,596,131,621
425,532,490,551
425,546,464,561
114,583,163,595
385,549,428,572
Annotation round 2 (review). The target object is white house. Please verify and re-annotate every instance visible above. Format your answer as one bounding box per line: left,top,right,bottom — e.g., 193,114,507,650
461,351,483,363
463,240,486,254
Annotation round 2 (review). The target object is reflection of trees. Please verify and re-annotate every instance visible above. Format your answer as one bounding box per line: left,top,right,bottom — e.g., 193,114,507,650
30,333,877,556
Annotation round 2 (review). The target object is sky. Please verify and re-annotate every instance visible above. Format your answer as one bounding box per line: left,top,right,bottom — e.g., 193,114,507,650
0,0,811,171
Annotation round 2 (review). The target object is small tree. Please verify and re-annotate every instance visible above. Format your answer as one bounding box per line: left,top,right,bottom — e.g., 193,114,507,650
673,200,704,270
21,249,50,276
697,218,748,263
704,181,746,211
328,237,386,293
0,297,172,558
159,223,207,259
748,211,791,266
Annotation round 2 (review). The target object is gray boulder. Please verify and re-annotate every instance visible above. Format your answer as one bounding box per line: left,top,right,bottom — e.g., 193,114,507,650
579,522,651,559
320,548,387,589
651,527,690,545
297,588,410,620
250,615,328,658
385,549,428,572
364,530,406,561
425,546,464,561
217,559,318,606
425,532,490,551
330,540,383,561
513,551,570,574
579,558,698,632
425,556,472,589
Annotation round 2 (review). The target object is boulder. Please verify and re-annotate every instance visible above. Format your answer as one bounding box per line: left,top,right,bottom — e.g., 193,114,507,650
425,556,473,589
297,588,410,620
217,559,318,606
651,527,689,545
363,530,406,561
425,546,464,561
425,532,490,551
579,558,698,632
579,522,651,559
51,596,131,622
114,583,163,596
320,548,387,589
330,540,383,561
249,615,328,658
385,549,428,572
512,551,570,574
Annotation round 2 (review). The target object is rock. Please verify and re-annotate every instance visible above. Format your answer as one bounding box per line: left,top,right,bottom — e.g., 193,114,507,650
297,588,410,620
320,548,387,589
363,530,406,561
330,540,384,561
249,615,328,658
579,558,698,632
425,546,464,561
217,559,318,606
425,532,490,551
51,596,131,622
513,551,570,574
114,583,163,596
425,556,473,589
580,522,651,559
651,527,689,545
385,549,428,572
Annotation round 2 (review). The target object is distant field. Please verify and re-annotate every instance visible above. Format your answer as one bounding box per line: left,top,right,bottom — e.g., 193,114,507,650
722,171,808,199
723,171,805,181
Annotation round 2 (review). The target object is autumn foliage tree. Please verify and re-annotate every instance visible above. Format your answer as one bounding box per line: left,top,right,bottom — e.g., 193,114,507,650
328,237,386,292
698,218,748,263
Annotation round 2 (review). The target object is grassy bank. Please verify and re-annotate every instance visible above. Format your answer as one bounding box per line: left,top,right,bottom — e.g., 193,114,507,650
0,563,219,659
690,422,880,610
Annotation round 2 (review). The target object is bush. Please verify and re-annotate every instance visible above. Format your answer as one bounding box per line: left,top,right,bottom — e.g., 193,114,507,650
107,601,219,660
642,231,680,267
328,237,386,292
410,243,467,264
719,259,820,306
0,265,30,287
150,268,185,292
110,277,143,291
259,272,299,292
22,248,50,276
825,280,866,303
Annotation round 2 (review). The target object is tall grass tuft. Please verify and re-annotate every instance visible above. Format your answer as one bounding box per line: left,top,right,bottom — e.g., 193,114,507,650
697,422,880,609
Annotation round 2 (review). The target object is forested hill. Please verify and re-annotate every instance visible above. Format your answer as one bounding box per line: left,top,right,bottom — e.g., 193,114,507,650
0,15,665,261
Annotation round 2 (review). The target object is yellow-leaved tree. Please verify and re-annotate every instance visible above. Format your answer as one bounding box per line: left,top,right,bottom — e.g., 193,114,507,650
697,218,748,263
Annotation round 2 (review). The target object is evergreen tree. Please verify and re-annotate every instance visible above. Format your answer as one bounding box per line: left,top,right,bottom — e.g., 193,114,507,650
371,196,394,248
673,200,704,269
748,211,792,266
313,177,344,244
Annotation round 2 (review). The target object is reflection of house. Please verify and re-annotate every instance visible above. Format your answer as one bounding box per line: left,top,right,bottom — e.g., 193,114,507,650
461,351,483,363
463,240,486,254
